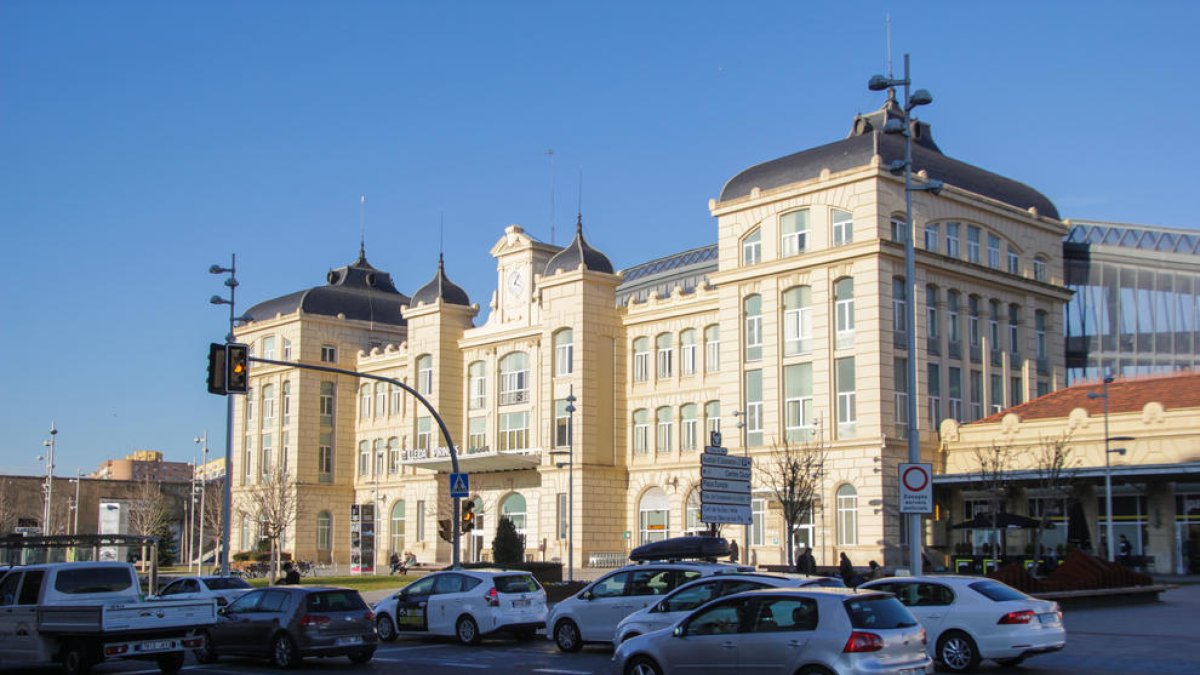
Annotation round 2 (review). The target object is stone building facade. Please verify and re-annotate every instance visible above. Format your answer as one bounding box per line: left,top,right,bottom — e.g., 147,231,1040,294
230,94,1072,570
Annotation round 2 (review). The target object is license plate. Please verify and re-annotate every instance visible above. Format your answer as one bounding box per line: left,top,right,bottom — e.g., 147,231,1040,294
513,599,530,607
1038,612,1059,624
336,635,363,646
138,640,175,652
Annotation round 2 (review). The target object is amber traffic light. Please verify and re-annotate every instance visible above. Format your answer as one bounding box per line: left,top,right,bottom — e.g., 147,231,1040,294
225,343,249,394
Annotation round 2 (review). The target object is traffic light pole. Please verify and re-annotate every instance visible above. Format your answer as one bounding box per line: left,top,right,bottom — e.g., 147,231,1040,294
248,356,464,569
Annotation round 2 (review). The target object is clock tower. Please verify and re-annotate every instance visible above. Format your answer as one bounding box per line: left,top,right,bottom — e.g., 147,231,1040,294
487,224,559,326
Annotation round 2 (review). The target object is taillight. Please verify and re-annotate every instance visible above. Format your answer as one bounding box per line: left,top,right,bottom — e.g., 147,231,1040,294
105,645,129,656
363,610,375,622
998,610,1036,624
918,627,927,646
300,614,332,627
485,588,499,607
843,631,884,653
182,637,204,648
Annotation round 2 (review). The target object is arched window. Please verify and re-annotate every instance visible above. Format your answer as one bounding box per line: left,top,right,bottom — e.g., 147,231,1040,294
390,383,402,415
390,501,406,556
704,325,720,373
679,329,698,376
554,329,574,377
374,382,386,417
387,437,400,474
632,409,649,454
680,403,698,451
373,439,384,476
416,355,433,395
780,209,809,256
281,380,292,425
500,493,527,539
639,487,670,544
360,384,372,420
783,286,813,356
655,406,673,453
704,401,721,441
632,337,650,382
358,441,370,477
742,228,762,266
468,360,486,409
316,511,332,551
656,333,674,379
836,484,858,546
262,384,275,422
498,352,529,404
744,294,762,362
835,278,855,349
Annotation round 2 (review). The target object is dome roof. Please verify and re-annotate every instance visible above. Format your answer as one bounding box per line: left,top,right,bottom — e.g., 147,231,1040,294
410,254,472,307
544,216,615,276
243,247,410,326
719,93,1060,220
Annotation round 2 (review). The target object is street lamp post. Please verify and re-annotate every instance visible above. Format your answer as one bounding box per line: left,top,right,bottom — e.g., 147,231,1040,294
868,55,940,575
1087,376,1133,561
210,257,241,576
194,433,209,573
41,423,58,535
551,387,577,582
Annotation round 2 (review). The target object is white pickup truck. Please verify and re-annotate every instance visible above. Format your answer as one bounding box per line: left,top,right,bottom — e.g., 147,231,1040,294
0,561,216,674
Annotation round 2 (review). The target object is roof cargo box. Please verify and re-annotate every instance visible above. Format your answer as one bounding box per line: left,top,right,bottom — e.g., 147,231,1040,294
629,536,731,562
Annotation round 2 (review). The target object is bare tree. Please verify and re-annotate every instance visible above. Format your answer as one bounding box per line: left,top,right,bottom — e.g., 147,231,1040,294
1024,430,1078,564
0,479,16,534
971,442,1018,555
200,479,225,570
127,478,170,570
237,469,299,584
764,435,828,571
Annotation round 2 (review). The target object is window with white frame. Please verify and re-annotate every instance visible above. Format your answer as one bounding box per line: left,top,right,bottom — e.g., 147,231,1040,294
745,369,763,447
655,406,673,453
468,361,486,409
751,498,766,546
705,401,720,441
1009,304,1021,355
890,216,908,243
374,439,385,476
262,336,276,361
282,380,291,425
417,417,432,450
498,352,529,405
316,511,332,551
946,222,960,258
744,294,762,362
1008,248,1020,275
556,492,568,540
281,431,290,474
282,338,292,361
948,366,963,421
924,222,940,252
390,384,402,415
1036,310,1047,359
927,285,939,341
928,362,942,427
832,209,853,246
970,371,983,420
242,437,254,483
246,387,255,425
893,277,908,335
990,373,1005,413
374,382,386,418
656,333,674,379
1033,256,1048,282
742,228,761,266
836,356,857,438
784,363,814,442
894,357,908,434
680,329,697,376
835,278,855,349
261,433,273,477
318,433,333,482
967,226,981,263
968,296,981,347
500,493,528,540
359,384,371,420
499,411,528,451
358,441,370,477
681,404,698,451
388,437,400,473
783,286,812,356
836,484,858,546
555,399,570,448
554,329,574,377
989,300,1002,351
262,384,275,422
319,381,335,425
320,344,337,363
704,325,720,373
468,417,486,452
780,209,809,256
390,501,405,557
988,233,1001,268
638,488,670,544
416,355,433,396
948,290,961,345
633,409,649,454
633,337,650,383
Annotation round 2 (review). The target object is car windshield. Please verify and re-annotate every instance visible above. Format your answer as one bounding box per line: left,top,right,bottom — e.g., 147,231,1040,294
968,580,1028,602
494,574,540,594
306,590,367,612
54,568,133,594
205,577,252,590
844,595,918,629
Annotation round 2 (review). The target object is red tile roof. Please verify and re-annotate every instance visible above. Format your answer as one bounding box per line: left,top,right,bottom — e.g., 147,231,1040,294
972,371,1200,425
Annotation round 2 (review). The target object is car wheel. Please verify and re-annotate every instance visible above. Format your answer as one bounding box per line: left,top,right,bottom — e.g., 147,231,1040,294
797,667,835,675
625,656,663,675
61,644,93,675
376,614,398,642
270,633,300,669
456,615,481,646
156,652,185,675
194,630,219,664
937,631,981,673
348,647,376,664
554,619,583,653
997,657,1026,668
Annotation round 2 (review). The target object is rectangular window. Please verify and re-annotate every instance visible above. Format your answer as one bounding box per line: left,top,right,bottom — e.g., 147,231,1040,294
417,500,426,541
374,385,386,418
320,382,334,426
744,314,762,362
358,442,369,477
967,226,981,263
783,301,813,356
890,216,907,243
499,411,529,451
633,348,650,382
743,231,761,265
318,433,333,482
832,209,853,246
948,294,960,345
360,387,372,420
281,431,290,474
924,223,939,252
1008,248,1020,275
988,233,1001,268
893,278,907,335
657,345,673,379
836,357,857,438
949,366,963,421
555,400,570,448
417,417,431,450
557,493,568,540
633,414,649,454
470,372,486,409
1033,258,1047,282
681,340,697,376
780,210,809,256
656,413,673,453
946,222,960,258
261,433,273,477
784,363,814,442
320,345,336,363
1037,381,1050,398
836,297,855,348
499,367,528,404
556,342,573,377
751,498,765,546
262,336,276,361
990,374,1004,413
1011,376,1024,406
744,369,763,447
468,416,486,452
970,371,983,420
682,416,698,451
926,287,939,340
419,363,433,396
282,338,292,361
928,363,942,428
894,357,908,435
705,402,720,441
705,327,720,373
391,385,403,415
1036,312,1047,359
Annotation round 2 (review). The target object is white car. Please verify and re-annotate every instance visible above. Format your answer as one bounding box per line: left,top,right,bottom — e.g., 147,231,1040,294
615,573,845,644
372,568,546,645
156,575,253,607
860,575,1065,672
549,560,753,652
611,586,932,675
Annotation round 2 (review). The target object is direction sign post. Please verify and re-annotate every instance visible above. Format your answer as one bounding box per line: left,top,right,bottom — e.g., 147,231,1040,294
700,447,753,525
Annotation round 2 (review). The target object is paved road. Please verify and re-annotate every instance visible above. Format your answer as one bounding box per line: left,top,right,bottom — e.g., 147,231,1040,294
9,585,1199,675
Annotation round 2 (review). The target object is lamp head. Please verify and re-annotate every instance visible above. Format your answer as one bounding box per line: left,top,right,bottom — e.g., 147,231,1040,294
1087,392,1101,400
868,75,891,91
922,179,945,196
883,118,905,135
886,159,907,175
209,295,228,305
909,89,933,107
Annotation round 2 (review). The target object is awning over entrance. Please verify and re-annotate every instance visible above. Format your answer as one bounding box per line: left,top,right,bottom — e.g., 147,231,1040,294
934,461,1200,485
401,446,542,473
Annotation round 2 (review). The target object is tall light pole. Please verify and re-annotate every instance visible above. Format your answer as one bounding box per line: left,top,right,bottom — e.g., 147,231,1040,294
566,387,576,582
41,422,58,535
195,433,209,573
210,256,241,576
1087,376,1132,561
869,55,941,575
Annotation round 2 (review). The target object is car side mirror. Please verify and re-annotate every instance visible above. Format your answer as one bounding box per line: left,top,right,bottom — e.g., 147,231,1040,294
217,607,228,617
580,590,593,601
672,625,685,638
655,600,667,612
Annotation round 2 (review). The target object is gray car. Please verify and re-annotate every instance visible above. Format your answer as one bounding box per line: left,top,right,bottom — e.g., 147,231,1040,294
196,586,378,667
611,587,932,675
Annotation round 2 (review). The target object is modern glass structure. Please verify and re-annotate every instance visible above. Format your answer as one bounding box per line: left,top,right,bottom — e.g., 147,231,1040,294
1064,220,1200,384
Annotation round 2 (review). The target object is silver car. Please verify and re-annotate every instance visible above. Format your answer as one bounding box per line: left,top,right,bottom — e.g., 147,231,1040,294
611,587,932,675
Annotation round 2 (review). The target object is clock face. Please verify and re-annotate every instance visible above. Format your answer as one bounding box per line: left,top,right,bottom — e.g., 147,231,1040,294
507,269,525,298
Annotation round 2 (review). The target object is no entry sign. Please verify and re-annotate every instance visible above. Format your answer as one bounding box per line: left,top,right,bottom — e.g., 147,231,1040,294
899,463,933,514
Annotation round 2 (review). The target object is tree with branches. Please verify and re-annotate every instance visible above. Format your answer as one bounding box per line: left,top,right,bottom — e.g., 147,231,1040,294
764,436,828,571
127,478,170,570
0,479,16,535
1024,430,1078,564
200,479,224,570
237,469,299,584
971,442,1018,555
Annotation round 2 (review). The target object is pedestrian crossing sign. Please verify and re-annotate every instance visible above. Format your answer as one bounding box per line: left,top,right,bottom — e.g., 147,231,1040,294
449,472,470,498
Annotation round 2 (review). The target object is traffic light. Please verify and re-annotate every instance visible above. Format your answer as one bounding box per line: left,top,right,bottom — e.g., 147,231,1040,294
461,501,475,533
226,343,249,394
437,518,453,543
206,343,227,395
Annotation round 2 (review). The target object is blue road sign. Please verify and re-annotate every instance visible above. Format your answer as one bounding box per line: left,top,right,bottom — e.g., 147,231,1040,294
449,472,470,498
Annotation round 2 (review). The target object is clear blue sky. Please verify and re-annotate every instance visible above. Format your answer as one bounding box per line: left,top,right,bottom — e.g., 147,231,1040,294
2,1,1197,476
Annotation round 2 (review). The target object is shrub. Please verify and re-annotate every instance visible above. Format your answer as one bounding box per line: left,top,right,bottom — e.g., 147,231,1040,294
492,517,525,564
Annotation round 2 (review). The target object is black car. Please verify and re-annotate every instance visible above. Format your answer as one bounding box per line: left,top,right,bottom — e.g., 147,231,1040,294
196,586,377,667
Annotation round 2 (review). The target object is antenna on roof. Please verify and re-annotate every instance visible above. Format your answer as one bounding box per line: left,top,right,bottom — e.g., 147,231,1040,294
359,194,367,260
547,149,556,244
439,210,445,260
886,14,893,79
577,167,583,232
